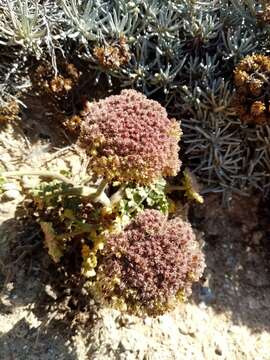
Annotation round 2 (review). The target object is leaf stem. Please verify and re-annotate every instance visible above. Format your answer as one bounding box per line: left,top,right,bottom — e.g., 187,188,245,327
2,171,111,207
2,170,74,185
110,184,126,205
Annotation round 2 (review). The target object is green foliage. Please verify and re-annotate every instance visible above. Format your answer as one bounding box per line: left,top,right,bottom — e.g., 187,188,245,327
118,179,169,220
0,1,229,316
30,180,80,210
27,177,170,263
28,180,97,262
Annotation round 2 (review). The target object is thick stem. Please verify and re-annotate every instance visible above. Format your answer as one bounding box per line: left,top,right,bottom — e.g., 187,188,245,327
110,184,126,206
55,183,111,207
2,171,111,207
89,179,110,207
94,179,109,197
94,192,111,207
2,170,74,185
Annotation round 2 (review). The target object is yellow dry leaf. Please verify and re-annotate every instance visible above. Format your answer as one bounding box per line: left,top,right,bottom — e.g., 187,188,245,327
40,222,64,263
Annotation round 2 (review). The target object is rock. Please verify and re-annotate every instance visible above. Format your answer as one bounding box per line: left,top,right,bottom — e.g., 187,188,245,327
1,182,19,191
251,231,264,245
247,296,261,310
214,334,228,358
215,347,222,356
45,284,58,300
199,286,215,304
2,189,21,200
1,182,21,200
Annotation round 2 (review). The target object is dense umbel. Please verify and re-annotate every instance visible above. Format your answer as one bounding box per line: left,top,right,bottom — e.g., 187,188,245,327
78,89,181,184
90,209,205,316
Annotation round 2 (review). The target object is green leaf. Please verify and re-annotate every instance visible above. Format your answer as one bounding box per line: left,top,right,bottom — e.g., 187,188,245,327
117,179,169,219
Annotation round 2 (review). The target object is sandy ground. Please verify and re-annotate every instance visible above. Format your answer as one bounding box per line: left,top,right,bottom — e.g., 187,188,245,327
0,100,270,360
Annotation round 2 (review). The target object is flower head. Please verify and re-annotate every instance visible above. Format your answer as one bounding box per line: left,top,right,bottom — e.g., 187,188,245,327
78,90,182,184
91,209,205,316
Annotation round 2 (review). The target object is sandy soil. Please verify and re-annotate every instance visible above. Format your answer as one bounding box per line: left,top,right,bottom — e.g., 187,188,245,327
0,98,270,360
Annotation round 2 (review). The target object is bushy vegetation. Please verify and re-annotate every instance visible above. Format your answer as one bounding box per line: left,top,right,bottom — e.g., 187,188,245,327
2,0,270,316
1,0,270,196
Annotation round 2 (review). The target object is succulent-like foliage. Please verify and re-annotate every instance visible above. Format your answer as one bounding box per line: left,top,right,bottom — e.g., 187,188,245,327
91,209,205,316
79,89,182,185
24,174,174,276
0,0,46,52
1,0,270,194
16,165,204,316
240,124,270,192
117,178,170,218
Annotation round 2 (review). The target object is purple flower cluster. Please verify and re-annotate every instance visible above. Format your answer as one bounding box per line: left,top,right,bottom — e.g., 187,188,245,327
79,89,181,184
96,209,205,315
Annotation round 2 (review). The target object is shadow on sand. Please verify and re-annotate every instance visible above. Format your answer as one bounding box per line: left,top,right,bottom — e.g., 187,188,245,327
0,214,97,360
191,193,270,333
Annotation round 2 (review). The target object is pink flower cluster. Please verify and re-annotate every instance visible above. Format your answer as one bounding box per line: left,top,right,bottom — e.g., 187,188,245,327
97,209,205,315
79,89,182,184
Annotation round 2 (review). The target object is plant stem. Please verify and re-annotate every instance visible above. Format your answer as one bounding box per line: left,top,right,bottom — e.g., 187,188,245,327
110,184,126,205
2,171,111,207
94,192,111,207
95,179,109,197
89,179,110,207
2,170,74,185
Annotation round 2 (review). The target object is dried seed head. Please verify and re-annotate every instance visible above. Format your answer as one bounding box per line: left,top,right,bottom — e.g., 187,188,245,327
234,54,270,125
93,36,130,70
0,100,20,123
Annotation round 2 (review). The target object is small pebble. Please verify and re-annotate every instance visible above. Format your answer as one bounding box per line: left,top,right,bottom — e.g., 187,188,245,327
45,284,58,300
251,231,264,245
199,286,215,304
1,182,19,191
2,189,21,200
